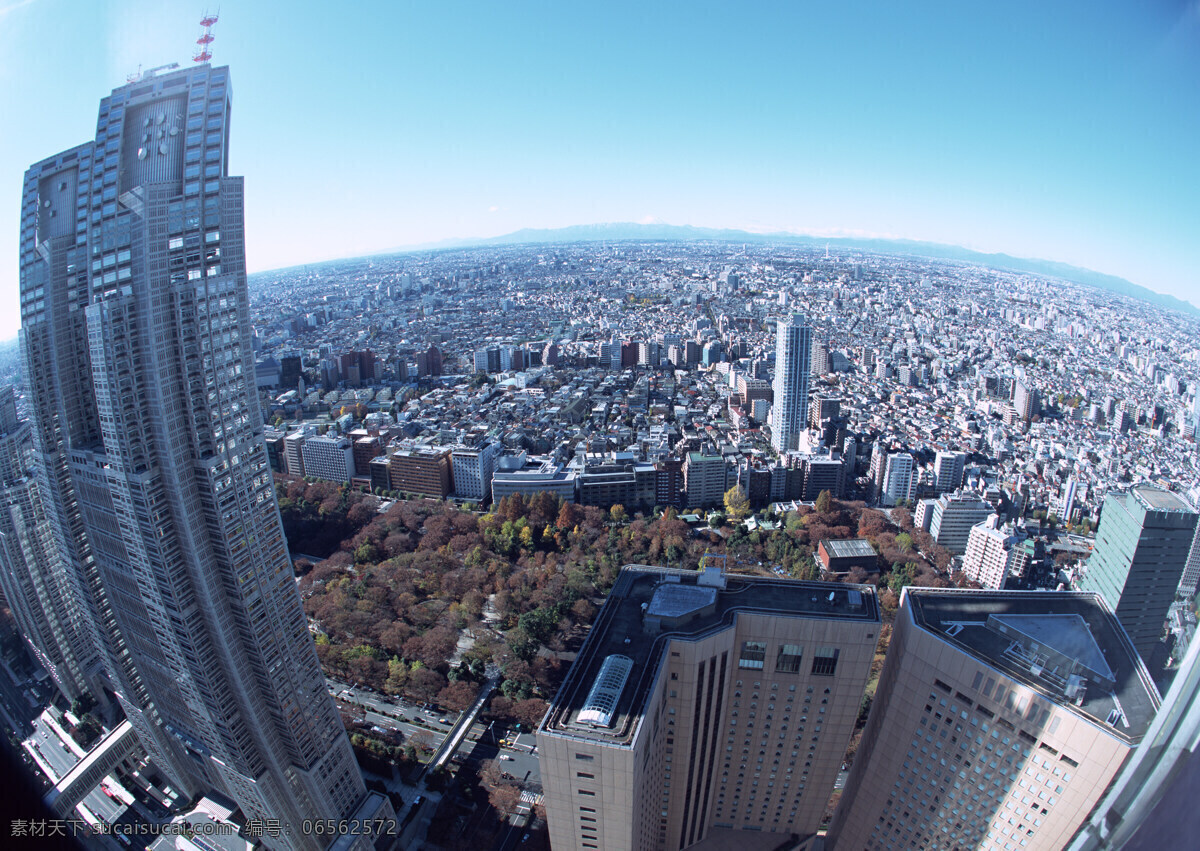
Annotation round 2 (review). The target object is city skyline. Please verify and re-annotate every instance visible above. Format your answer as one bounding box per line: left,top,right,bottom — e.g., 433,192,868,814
2,1,1200,342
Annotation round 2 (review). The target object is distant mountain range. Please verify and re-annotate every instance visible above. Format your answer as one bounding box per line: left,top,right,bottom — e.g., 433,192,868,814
385,222,1199,318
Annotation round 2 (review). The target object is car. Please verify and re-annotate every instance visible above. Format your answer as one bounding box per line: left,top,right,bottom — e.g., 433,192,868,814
438,718,450,724
499,754,513,761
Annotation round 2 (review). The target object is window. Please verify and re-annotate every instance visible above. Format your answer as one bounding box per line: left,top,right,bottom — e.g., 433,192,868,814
776,644,803,674
740,641,766,670
811,647,840,677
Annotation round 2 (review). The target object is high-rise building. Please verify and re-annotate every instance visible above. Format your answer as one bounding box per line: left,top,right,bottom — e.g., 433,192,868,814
880,452,916,507
683,450,727,508
933,450,967,494
771,314,812,454
1013,381,1040,422
0,386,97,702
961,516,1026,589
451,440,502,501
928,492,997,555
300,434,354,484
538,564,880,850
19,65,389,848
827,588,1161,851
1077,484,1198,662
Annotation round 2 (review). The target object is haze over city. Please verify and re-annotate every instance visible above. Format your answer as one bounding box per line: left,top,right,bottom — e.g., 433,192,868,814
2,0,1199,342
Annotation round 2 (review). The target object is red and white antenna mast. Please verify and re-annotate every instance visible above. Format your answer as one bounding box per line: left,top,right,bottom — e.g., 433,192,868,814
193,10,219,63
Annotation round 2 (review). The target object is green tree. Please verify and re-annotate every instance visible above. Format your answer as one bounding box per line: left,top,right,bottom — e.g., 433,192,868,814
815,489,832,514
724,485,751,522
895,532,913,554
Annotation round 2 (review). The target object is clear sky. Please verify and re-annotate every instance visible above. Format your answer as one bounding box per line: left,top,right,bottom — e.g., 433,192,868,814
2,1,1198,340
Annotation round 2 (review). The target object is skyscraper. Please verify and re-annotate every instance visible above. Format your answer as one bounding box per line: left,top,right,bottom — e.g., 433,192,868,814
880,452,916,507
827,588,1160,851
538,564,879,850
1077,484,1198,663
19,65,389,848
0,386,97,702
771,313,812,454
933,450,966,494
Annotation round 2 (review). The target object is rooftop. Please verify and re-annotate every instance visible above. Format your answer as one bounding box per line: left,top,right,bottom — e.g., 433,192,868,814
820,538,878,559
1129,483,1194,513
541,564,879,747
905,588,1161,743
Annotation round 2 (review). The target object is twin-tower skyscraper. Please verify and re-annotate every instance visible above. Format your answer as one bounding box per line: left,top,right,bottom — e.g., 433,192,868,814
14,65,388,849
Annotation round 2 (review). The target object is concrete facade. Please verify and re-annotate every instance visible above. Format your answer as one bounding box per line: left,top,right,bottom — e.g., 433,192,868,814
539,565,879,851
827,588,1160,851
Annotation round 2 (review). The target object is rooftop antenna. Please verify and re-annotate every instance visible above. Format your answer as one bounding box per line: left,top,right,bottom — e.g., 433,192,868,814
193,10,219,63
126,65,143,84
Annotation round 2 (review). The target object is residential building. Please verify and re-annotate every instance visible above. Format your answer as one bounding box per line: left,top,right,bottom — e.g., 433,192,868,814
451,441,502,501
880,452,916,507
962,516,1024,589
1077,484,1198,662
827,588,1161,851
771,314,812,454
284,430,308,476
683,451,727,509
933,451,967,494
538,565,880,851
1014,381,1040,422
18,65,390,848
928,492,997,555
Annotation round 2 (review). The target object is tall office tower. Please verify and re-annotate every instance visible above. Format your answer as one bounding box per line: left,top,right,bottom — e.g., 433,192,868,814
826,588,1160,851
933,450,966,494
538,564,880,851
0,386,97,702
1077,484,1198,663
20,66,389,849
880,452,916,507
771,313,812,454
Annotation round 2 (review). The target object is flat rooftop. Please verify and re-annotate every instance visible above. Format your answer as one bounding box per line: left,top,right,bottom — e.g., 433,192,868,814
541,564,879,747
1130,483,1194,513
906,589,1161,743
821,538,877,559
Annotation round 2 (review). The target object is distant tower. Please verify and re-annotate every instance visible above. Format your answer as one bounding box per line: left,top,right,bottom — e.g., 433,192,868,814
771,313,812,454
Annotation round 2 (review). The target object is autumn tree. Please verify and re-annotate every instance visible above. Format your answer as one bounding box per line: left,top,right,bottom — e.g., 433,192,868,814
723,485,751,522
437,680,478,712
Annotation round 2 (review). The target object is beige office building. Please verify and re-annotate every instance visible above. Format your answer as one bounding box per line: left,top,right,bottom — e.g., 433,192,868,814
826,588,1160,851
538,564,880,851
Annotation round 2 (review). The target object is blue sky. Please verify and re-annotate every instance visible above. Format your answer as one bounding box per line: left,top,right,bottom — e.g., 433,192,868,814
2,1,1198,340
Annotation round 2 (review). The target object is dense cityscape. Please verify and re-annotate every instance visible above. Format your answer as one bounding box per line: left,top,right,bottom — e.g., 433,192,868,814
2,6,1199,851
